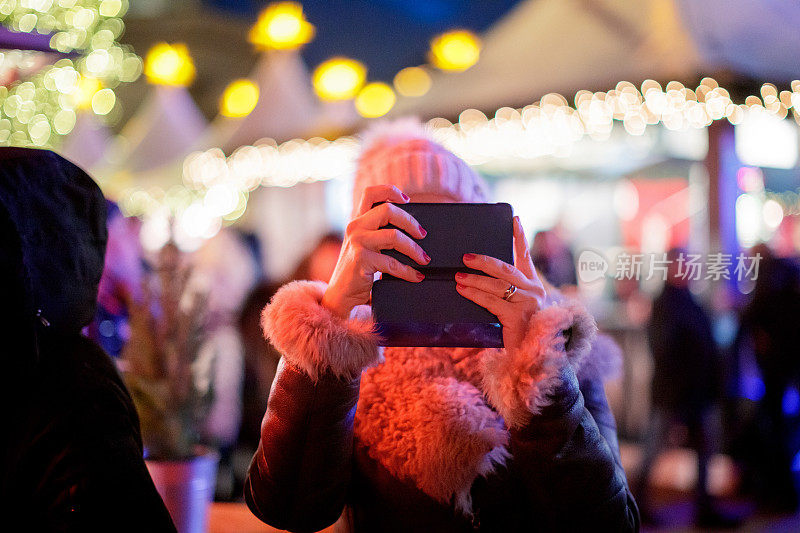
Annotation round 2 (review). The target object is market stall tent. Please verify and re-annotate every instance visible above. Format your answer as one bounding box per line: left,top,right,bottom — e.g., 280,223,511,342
213,51,320,152
391,0,800,119
391,0,702,118
113,85,208,174
59,112,114,172
676,0,800,81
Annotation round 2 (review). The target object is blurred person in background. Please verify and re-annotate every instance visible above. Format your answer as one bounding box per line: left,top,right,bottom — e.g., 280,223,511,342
234,233,343,497
244,122,638,532
636,247,730,527
736,244,800,512
189,229,258,500
0,148,174,531
289,231,343,282
85,201,143,358
234,282,283,497
531,228,577,288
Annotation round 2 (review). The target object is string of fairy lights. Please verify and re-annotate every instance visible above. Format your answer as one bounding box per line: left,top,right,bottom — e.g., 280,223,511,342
0,0,141,146
122,77,800,220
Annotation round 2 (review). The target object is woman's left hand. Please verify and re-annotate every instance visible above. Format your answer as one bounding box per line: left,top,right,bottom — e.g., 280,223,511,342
456,216,547,352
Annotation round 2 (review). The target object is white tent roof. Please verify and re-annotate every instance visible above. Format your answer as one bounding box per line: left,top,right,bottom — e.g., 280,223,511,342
216,51,317,151
391,0,798,119
115,85,208,173
58,112,113,172
99,52,344,200
209,50,359,152
676,0,800,81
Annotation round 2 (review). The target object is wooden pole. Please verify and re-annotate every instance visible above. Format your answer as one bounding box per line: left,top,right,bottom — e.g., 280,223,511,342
705,119,741,296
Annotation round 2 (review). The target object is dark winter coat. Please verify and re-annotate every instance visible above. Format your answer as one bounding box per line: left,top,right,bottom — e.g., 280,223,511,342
647,284,720,410
245,280,639,532
739,254,800,383
0,148,175,532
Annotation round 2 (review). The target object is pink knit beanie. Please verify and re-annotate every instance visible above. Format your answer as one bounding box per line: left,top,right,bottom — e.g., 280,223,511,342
352,119,489,214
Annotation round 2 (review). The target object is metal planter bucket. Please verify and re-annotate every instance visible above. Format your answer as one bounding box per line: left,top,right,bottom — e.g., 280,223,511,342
147,448,219,533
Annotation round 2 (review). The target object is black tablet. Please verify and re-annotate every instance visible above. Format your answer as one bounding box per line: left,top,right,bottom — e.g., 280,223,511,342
372,202,513,347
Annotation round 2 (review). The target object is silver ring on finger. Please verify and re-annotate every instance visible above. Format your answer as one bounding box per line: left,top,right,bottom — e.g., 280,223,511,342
502,284,517,301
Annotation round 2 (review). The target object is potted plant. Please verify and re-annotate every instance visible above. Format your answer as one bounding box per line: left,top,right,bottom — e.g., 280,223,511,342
121,243,218,533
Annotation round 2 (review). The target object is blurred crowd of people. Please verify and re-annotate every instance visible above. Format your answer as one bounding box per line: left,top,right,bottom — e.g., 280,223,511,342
602,243,800,527
498,226,800,526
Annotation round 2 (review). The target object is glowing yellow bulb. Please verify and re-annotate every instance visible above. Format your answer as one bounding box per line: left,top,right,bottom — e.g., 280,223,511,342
249,2,315,50
312,57,366,101
393,66,431,97
355,82,396,118
74,75,102,109
144,43,195,87
429,30,481,71
220,79,260,118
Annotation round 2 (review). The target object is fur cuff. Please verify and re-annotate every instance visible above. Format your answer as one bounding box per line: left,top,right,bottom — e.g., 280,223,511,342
261,281,381,381
481,302,597,428
576,333,622,383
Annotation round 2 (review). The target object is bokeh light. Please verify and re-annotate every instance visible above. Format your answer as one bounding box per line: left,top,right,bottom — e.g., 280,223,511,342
53,109,77,135
355,82,396,118
763,199,784,229
144,43,196,87
312,57,366,101
91,88,116,115
429,30,481,71
249,1,315,50
74,75,102,109
393,66,432,97
736,193,761,248
220,79,260,118
0,1,139,146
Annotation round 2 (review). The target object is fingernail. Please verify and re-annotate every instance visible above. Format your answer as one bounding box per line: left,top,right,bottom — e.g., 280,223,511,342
455,272,466,280
456,283,465,291
401,192,410,202
422,252,431,263
463,253,476,261
416,271,425,281
418,225,427,237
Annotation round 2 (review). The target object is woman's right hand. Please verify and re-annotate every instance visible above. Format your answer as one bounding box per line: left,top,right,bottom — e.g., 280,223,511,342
321,185,429,318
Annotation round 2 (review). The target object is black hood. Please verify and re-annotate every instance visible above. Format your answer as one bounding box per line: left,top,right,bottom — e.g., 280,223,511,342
0,147,107,332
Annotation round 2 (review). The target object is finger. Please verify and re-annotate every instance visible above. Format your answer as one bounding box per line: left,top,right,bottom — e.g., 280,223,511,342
513,216,536,280
454,272,511,298
455,283,507,318
462,253,529,287
354,202,426,239
355,184,409,217
358,228,430,265
365,250,425,283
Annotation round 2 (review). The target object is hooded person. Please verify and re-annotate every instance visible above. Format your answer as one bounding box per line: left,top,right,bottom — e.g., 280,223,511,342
0,148,176,532
245,121,639,532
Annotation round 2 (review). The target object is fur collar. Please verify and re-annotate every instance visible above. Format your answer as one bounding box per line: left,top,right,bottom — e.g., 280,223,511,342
354,346,509,515
353,309,616,516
